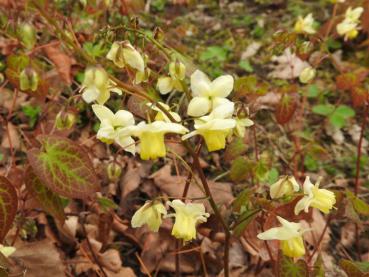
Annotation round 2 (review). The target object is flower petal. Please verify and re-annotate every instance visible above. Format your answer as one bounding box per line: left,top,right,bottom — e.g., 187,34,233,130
92,104,115,123
114,110,135,127
210,75,234,97
116,135,136,154
190,70,211,97
157,77,174,95
82,87,99,103
187,97,211,117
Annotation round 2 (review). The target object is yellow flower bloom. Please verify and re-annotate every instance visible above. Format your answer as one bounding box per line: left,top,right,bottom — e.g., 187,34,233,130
80,67,122,105
187,70,234,117
92,105,136,154
336,7,363,41
270,176,300,199
294,14,316,35
299,66,316,84
183,102,236,151
0,245,16,257
257,216,306,258
294,176,336,215
157,61,186,95
167,200,209,242
234,117,254,137
106,41,145,72
132,121,188,160
131,201,167,232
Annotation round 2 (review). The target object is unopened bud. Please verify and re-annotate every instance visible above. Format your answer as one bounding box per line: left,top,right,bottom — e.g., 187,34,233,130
153,27,165,42
270,176,300,199
17,23,37,50
55,111,76,130
107,162,122,182
299,66,316,84
169,61,186,81
19,67,39,91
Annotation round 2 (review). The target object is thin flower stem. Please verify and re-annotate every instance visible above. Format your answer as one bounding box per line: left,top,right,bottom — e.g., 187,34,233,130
354,103,369,259
307,214,332,263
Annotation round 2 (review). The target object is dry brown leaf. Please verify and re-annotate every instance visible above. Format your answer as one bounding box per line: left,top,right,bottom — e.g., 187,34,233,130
44,42,75,85
301,209,330,250
13,239,66,277
1,122,21,149
151,164,234,210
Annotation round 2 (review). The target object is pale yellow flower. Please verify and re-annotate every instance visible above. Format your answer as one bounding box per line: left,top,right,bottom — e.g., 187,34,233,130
0,245,16,257
92,105,136,154
299,66,316,83
167,200,209,242
132,121,188,160
336,7,363,41
187,70,234,117
294,176,336,215
106,41,145,72
183,102,236,152
257,216,306,258
234,117,254,137
131,201,167,232
294,14,316,35
80,67,122,105
270,176,300,199
157,61,186,95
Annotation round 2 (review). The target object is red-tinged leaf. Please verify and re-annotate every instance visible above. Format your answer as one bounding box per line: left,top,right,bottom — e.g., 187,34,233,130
275,95,297,125
27,135,99,199
351,87,369,107
0,177,18,242
25,168,65,222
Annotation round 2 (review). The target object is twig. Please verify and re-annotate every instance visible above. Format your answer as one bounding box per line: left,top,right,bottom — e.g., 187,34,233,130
81,219,108,277
307,214,332,263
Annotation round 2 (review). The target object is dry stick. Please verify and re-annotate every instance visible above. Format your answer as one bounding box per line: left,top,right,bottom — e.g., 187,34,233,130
81,219,108,277
307,214,332,263
354,103,369,259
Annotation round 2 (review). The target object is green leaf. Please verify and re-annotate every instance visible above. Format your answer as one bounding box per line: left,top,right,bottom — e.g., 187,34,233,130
22,105,41,128
267,168,279,184
340,259,369,277
307,84,319,98
329,113,346,129
0,177,18,242
97,196,119,212
230,157,253,182
233,189,252,213
346,190,369,216
312,104,335,116
335,105,355,118
200,46,228,62
27,135,99,199
25,168,65,222
239,60,254,73
233,208,260,237
313,255,325,277
280,256,309,277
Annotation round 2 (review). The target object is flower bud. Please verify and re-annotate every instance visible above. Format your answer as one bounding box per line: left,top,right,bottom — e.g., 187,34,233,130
83,67,109,89
17,23,37,50
55,111,76,130
153,27,165,42
19,67,39,92
106,162,122,182
299,66,316,84
169,61,186,81
270,176,300,199
106,41,145,72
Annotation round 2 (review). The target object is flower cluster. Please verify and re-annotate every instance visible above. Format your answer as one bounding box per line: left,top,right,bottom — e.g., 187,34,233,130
131,199,209,242
257,176,336,258
336,7,364,41
80,41,253,160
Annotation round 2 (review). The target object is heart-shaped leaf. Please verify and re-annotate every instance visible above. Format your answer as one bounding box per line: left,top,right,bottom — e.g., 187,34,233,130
25,168,65,222
0,177,18,242
27,135,99,199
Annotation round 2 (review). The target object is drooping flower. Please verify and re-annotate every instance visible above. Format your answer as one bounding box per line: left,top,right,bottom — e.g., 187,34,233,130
336,7,363,41
257,216,306,258
294,176,336,215
183,102,236,151
157,61,186,95
299,66,316,83
106,41,145,72
92,104,136,154
80,67,122,105
131,201,167,232
167,199,209,242
270,176,300,199
134,68,151,85
132,121,188,160
146,102,181,123
294,14,316,35
187,70,234,117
